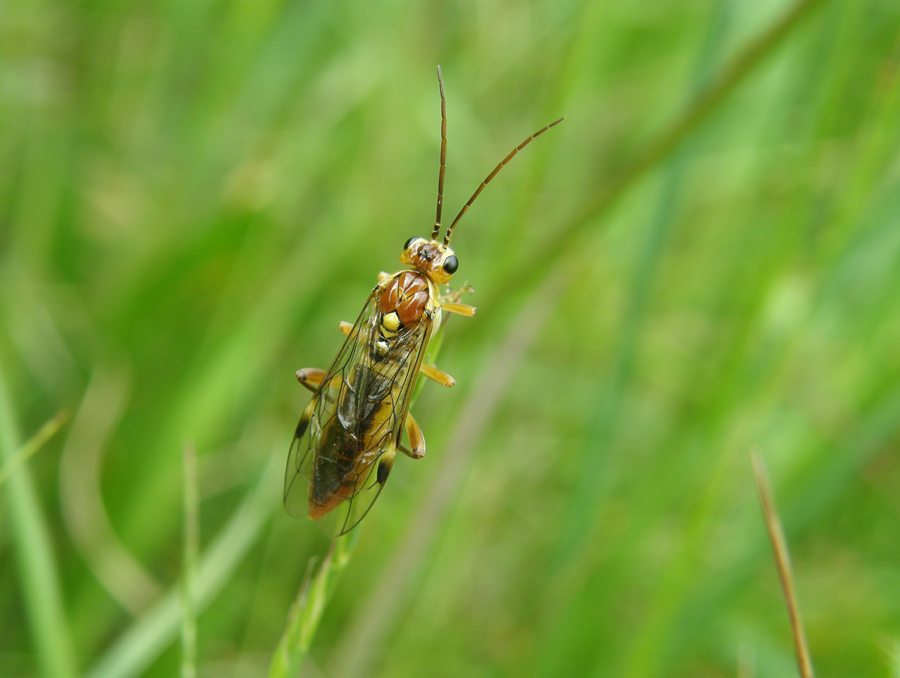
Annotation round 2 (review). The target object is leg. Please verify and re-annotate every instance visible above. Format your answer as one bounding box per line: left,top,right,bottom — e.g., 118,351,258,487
442,302,476,317
401,411,426,459
338,321,353,335
295,368,326,393
419,362,456,388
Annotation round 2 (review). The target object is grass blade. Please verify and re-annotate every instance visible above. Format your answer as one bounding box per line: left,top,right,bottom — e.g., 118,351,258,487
0,370,77,678
751,450,815,678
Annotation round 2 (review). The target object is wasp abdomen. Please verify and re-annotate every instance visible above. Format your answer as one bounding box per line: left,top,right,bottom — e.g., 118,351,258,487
379,271,429,328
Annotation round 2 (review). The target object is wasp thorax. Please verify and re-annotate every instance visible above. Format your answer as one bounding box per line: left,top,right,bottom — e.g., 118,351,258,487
380,270,430,328
401,237,457,285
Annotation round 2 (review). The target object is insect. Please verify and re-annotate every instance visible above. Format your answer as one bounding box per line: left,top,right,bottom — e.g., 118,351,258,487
284,66,563,536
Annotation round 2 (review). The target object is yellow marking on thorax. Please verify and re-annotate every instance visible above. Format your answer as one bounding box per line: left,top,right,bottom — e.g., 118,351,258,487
381,311,401,337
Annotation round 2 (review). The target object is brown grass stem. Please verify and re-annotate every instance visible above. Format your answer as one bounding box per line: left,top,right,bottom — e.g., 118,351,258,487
751,450,815,678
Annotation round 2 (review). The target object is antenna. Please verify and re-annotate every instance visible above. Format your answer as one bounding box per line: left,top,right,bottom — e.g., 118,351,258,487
431,65,448,241
443,116,565,245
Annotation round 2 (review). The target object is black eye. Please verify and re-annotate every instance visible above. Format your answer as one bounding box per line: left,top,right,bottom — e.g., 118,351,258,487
442,255,458,274
404,237,417,250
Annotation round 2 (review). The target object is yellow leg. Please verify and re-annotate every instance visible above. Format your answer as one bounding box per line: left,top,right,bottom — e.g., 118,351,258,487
420,363,455,388
295,368,326,393
377,271,392,282
401,412,426,459
338,320,353,335
442,302,476,317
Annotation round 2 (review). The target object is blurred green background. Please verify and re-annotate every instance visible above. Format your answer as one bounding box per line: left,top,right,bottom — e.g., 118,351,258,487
3,0,900,676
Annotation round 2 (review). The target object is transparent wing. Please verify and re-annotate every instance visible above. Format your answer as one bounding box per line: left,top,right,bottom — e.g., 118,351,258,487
319,311,434,537
284,291,378,519
284,281,435,536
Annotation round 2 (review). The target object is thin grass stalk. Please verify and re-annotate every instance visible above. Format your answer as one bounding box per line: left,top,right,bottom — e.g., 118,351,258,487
0,369,78,678
751,451,815,678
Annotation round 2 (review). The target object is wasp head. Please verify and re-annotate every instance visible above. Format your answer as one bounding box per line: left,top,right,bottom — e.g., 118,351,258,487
400,237,458,285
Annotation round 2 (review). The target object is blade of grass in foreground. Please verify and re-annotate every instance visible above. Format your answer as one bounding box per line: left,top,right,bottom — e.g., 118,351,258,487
0,369,77,678
752,450,815,678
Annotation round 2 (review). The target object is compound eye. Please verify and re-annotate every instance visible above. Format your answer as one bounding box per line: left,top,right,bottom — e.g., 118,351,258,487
404,237,417,250
442,255,458,274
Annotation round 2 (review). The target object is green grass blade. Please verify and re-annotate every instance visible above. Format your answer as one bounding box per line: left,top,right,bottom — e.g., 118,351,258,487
0,370,77,678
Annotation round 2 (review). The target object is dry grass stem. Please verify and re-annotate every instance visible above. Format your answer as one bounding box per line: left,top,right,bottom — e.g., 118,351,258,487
751,450,815,678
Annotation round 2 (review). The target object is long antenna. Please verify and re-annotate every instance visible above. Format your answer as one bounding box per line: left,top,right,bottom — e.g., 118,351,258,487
431,65,448,241
443,115,565,246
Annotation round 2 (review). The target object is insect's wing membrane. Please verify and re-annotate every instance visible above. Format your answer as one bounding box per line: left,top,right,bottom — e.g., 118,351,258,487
316,447,385,536
283,403,317,518
284,279,436,537
320,307,435,536
283,293,378,519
